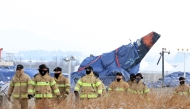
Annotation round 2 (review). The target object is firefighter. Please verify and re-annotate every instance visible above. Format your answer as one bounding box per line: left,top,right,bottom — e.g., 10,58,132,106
74,66,103,99
127,73,136,86
108,72,129,92
7,64,31,109
93,72,106,96
128,73,149,94
28,64,60,109
174,77,190,95
127,73,136,93
53,67,70,99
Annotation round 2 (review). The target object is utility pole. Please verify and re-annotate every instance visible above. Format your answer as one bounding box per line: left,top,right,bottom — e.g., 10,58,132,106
63,55,76,82
157,48,170,86
177,48,190,78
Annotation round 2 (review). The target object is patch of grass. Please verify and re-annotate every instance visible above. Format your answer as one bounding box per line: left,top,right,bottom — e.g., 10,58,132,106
2,88,190,109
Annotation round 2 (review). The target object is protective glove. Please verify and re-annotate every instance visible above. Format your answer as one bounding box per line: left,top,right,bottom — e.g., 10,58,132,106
28,94,33,99
56,95,61,99
97,94,101,98
66,91,69,95
7,96,11,101
74,91,79,98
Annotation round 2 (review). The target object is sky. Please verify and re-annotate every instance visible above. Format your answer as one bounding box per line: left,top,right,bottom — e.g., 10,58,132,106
1,0,190,63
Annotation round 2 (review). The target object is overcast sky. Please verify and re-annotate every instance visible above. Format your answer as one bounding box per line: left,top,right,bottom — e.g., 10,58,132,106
0,0,190,62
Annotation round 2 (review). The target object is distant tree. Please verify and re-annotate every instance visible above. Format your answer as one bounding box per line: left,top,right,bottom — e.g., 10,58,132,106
53,56,58,66
39,57,45,64
59,56,64,67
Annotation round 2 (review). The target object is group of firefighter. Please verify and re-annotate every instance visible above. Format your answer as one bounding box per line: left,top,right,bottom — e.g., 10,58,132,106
7,64,190,109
